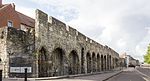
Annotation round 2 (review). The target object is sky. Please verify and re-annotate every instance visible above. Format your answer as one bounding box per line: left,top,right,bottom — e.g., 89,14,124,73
3,0,150,62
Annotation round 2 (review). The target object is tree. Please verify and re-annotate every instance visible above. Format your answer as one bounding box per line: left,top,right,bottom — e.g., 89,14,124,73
144,44,150,64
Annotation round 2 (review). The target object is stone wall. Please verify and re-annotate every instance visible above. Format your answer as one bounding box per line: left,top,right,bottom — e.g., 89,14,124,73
0,9,121,78
35,9,120,77
6,27,35,77
0,27,8,77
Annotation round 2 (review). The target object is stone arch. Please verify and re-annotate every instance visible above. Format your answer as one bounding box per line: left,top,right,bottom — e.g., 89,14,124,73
81,48,85,73
115,58,119,68
92,52,96,72
101,55,103,71
107,54,109,70
97,54,100,72
109,55,112,70
68,50,79,75
38,47,49,77
107,54,112,70
112,57,115,69
104,55,107,71
86,52,91,73
51,47,67,76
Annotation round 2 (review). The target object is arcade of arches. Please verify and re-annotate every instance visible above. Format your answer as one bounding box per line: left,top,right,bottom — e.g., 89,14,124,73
38,47,119,77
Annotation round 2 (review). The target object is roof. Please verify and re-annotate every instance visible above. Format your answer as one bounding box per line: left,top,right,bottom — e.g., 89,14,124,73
0,4,9,10
0,4,6,8
17,11,35,27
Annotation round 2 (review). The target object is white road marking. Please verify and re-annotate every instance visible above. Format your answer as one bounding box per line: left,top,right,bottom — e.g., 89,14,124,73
143,77,149,81
136,68,150,81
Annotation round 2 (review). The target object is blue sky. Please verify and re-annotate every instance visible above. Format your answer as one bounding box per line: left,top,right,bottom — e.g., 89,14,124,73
3,0,150,62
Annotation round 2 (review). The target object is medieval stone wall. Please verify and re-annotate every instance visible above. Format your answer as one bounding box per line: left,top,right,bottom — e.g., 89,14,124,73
0,9,121,78
6,27,35,77
0,27,8,77
35,9,120,77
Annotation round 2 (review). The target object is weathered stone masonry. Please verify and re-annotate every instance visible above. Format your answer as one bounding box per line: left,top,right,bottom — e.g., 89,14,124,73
0,9,120,78
35,9,120,77
0,27,35,77
0,27,8,77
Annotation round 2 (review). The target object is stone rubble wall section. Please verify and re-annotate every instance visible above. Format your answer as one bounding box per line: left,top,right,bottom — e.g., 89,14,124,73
0,27,8,77
35,9,120,76
4,27,35,77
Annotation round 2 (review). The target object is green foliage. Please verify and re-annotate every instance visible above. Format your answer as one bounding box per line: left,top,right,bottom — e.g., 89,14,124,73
144,44,150,64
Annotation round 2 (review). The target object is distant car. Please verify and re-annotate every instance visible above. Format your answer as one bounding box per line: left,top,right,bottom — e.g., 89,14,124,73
128,65,136,68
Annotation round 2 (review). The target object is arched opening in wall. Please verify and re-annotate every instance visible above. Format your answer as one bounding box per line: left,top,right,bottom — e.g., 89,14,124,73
38,47,48,77
51,48,66,76
113,58,115,69
107,55,109,71
86,52,91,73
104,55,107,71
97,54,100,72
81,48,85,73
101,55,103,71
115,58,118,68
92,52,96,72
109,55,112,70
69,50,79,75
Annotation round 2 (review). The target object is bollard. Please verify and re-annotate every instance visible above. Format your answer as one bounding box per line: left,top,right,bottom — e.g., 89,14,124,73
0,70,2,81
24,68,27,81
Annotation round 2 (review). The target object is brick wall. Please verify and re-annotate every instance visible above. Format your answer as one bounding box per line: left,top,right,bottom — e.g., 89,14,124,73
0,4,20,29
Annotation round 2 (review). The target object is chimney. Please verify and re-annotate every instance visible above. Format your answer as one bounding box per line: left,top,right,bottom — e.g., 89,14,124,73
11,3,15,9
0,0,2,6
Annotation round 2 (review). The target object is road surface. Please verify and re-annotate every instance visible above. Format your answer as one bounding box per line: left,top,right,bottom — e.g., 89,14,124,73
107,67,150,81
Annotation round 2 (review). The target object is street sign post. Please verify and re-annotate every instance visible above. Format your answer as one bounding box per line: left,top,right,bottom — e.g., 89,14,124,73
24,68,27,81
0,63,3,81
0,70,2,81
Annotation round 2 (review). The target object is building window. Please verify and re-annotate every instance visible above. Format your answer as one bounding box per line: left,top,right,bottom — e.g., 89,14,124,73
8,21,13,27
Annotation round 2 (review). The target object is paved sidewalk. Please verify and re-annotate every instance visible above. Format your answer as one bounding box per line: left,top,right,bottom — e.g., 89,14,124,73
3,70,122,81
71,71,122,81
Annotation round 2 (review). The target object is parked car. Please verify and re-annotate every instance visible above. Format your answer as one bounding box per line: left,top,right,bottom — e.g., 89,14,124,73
128,65,136,68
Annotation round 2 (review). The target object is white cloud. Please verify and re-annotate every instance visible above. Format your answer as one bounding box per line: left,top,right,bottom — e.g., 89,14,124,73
135,28,150,61
15,6,35,18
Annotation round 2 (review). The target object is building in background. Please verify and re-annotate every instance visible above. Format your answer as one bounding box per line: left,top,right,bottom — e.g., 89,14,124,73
120,52,140,68
119,53,127,68
0,0,34,31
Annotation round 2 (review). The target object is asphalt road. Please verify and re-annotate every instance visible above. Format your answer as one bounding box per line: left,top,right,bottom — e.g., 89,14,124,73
107,67,150,81
136,67,150,77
